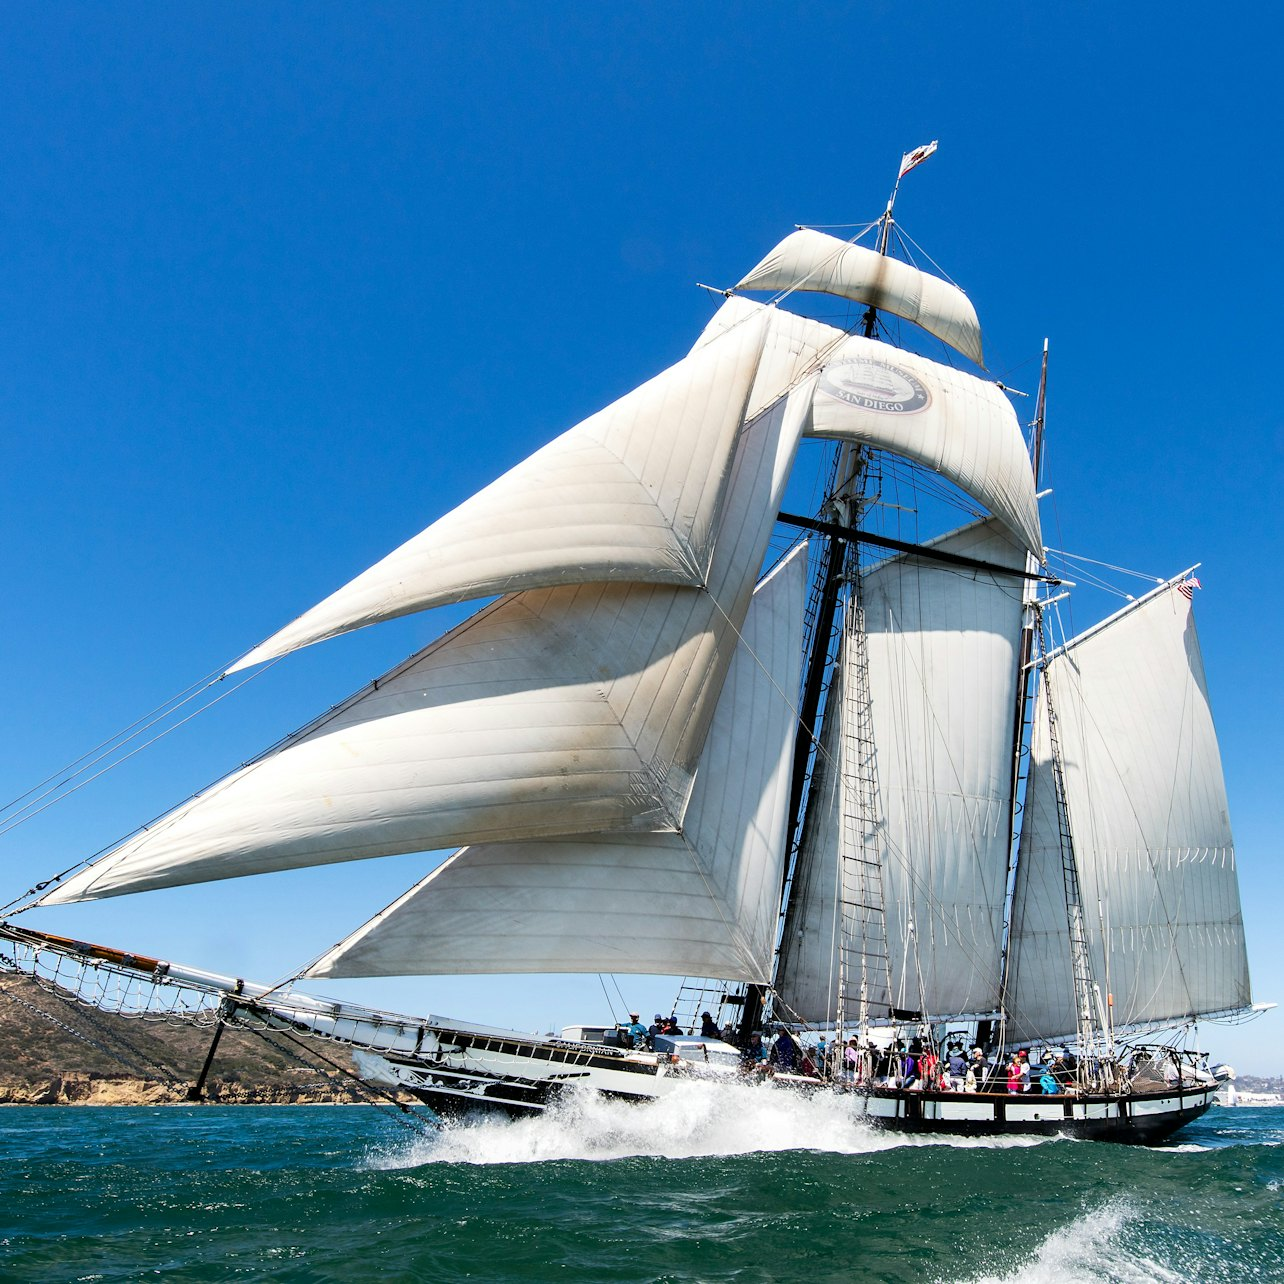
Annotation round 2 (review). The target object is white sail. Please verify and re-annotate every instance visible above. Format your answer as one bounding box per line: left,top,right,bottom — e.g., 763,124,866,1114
38,381,811,905
1006,583,1250,1042
306,545,807,982
229,311,770,672
734,228,985,366
694,301,1042,559
774,520,1026,1022
773,640,863,1024
806,335,1042,559
692,296,847,420
866,520,1026,1017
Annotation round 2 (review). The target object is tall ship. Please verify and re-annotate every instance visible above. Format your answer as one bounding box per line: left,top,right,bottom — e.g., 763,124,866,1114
0,148,1258,1142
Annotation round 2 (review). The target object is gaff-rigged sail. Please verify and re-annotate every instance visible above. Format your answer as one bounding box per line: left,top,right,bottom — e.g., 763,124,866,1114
734,228,985,366
229,311,772,673
37,380,813,905
695,300,1042,560
1005,583,1251,1043
306,544,807,983
774,519,1027,1024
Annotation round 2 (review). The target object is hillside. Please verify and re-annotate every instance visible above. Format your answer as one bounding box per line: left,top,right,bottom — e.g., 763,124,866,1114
0,972,384,1105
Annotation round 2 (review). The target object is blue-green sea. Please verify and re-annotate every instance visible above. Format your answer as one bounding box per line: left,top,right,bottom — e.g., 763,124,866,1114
2,1085,1281,1282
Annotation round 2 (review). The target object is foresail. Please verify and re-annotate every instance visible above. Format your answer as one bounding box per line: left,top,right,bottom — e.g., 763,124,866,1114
229,311,771,672
774,520,1026,1024
306,545,806,982
38,375,810,905
1006,583,1250,1042
734,228,984,366
693,301,1042,560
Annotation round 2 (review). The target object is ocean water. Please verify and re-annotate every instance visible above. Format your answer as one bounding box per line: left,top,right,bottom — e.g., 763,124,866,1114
1,1086,1281,1282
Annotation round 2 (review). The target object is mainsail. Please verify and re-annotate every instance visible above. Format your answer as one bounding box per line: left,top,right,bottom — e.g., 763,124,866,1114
734,228,985,366
307,545,807,982
775,519,1027,1024
1005,582,1251,1042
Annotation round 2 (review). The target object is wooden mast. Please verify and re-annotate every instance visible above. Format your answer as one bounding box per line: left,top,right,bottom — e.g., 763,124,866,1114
744,148,934,1045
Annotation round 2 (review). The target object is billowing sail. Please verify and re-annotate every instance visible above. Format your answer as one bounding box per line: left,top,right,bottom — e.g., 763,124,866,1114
1006,583,1250,1042
229,311,770,672
806,335,1042,559
306,545,806,982
773,639,875,1024
734,228,984,366
774,520,1026,1023
692,296,847,420
694,301,1042,559
38,381,811,905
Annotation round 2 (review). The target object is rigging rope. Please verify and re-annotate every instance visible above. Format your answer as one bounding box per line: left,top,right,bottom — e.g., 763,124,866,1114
0,660,276,854
233,1017,438,1137
0,979,172,1083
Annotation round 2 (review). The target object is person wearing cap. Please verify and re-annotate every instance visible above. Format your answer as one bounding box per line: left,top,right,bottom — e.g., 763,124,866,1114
699,1010,719,1038
622,1012,648,1049
966,1047,985,1092
648,1013,666,1041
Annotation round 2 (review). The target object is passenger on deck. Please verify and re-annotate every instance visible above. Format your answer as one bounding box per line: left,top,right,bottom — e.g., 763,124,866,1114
741,1032,767,1070
901,1040,920,1090
946,1045,967,1091
919,1044,939,1090
969,1047,988,1092
622,1013,649,1049
648,1014,665,1042
1006,1053,1021,1093
1040,1068,1060,1094
699,1011,720,1038
844,1037,861,1081
772,1027,800,1072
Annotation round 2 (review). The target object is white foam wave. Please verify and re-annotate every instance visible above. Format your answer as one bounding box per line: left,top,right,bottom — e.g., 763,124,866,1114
366,1080,1051,1169
958,1200,1185,1284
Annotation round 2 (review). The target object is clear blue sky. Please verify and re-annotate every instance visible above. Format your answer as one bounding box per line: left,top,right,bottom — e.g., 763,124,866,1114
2,5,1280,1072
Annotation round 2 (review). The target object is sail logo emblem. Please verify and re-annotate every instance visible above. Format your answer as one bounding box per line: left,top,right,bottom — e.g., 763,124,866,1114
820,358,930,414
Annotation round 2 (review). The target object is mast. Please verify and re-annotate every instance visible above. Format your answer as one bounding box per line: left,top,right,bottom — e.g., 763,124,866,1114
997,340,1047,1040
1002,342,1114,1083
1033,609,1116,1085
753,144,938,1044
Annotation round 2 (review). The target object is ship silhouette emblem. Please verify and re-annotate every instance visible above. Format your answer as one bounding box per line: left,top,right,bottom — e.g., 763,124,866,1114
820,358,930,414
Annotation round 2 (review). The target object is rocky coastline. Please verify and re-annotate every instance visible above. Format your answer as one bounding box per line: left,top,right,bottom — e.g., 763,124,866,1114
0,973,399,1106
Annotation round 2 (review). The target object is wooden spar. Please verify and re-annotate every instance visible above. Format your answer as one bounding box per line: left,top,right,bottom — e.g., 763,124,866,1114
0,923,164,976
777,512,1058,583
187,1014,229,1102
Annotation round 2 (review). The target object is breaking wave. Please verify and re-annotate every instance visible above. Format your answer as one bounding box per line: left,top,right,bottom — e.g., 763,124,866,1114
955,1201,1181,1284
367,1078,1049,1168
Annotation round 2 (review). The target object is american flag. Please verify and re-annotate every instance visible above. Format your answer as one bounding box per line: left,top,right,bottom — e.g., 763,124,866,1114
1177,576,1202,601
898,140,939,179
